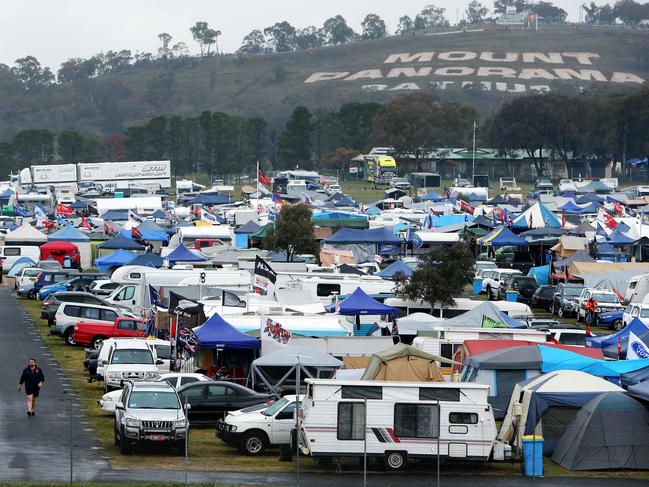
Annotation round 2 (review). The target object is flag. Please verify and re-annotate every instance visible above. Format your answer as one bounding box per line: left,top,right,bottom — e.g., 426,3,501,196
272,193,284,203
149,285,166,308
460,200,474,215
253,255,277,295
429,207,440,217
258,168,270,186
598,207,618,229
222,290,246,308
613,202,624,216
627,207,637,218
56,203,73,215
56,214,64,225
262,317,292,347
128,209,144,224
561,212,566,228
617,336,622,359
131,226,142,240
81,215,92,230
176,319,200,357
409,230,424,249
199,207,221,224
627,331,649,360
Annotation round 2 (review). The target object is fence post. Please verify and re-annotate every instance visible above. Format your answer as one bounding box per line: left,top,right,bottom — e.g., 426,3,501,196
437,400,440,487
363,398,367,487
184,395,189,487
68,389,73,486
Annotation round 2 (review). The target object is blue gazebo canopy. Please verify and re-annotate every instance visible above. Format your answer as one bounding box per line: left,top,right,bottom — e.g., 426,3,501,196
194,313,260,349
559,200,582,213
607,229,637,246
135,220,168,241
70,199,89,209
191,194,231,205
98,234,145,250
100,209,129,221
325,227,402,245
376,260,414,279
48,225,90,242
478,225,528,247
95,249,137,272
421,191,444,202
326,287,398,316
167,243,206,264
129,252,164,268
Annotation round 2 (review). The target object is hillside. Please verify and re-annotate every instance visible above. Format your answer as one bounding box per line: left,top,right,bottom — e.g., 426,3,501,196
2,25,648,139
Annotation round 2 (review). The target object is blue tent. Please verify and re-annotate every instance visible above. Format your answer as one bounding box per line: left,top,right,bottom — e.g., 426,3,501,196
539,345,649,378
98,234,145,251
364,205,382,216
575,202,600,214
151,209,166,219
586,318,649,358
421,191,444,202
326,287,398,316
194,313,259,349
582,180,613,193
70,199,89,210
478,225,528,247
607,229,637,246
48,225,90,242
325,227,402,245
7,257,38,278
166,243,206,264
135,220,168,241
95,249,137,272
234,220,261,234
628,381,649,402
597,242,616,257
100,209,129,221
559,200,583,213
528,265,550,285
376,260,414,279
616,221,631,233
191,194,231,205
333,196,356,207
129,252,164,268
469,193,485,202
576,194,603,204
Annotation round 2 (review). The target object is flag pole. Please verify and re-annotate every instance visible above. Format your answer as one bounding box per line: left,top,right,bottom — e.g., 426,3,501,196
472,121,476,184
256,160,260,202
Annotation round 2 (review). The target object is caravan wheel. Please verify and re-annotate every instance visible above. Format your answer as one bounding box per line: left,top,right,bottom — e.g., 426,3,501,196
384,451,407,470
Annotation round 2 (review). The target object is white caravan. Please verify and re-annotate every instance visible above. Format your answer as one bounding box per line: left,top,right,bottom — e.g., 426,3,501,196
275,272,395,303
298,379,496,470
623,273,649,304
384,297,532,319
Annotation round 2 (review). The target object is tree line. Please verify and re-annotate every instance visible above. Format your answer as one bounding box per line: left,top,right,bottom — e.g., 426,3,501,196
584,0,649,25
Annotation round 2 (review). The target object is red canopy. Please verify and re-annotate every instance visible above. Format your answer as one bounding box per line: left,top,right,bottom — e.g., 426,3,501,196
40,241,80,265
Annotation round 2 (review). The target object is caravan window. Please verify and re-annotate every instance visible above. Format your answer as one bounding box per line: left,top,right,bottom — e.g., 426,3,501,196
394,403,439,438
4,248,20,256
419,388,460,402
337,402,366,440
341,386,382,400
317,283,341,297
128,273,142,279
449,412,478,424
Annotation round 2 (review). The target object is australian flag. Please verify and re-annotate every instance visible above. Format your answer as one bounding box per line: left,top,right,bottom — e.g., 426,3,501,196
149,285,166,308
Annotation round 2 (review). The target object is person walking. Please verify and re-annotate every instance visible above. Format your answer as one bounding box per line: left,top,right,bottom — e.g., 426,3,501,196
17,358,45,416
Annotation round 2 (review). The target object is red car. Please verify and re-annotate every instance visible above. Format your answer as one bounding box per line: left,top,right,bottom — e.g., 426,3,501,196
73,317,147,349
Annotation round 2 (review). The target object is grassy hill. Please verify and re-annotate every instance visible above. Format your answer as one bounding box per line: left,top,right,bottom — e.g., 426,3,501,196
3,25,648,139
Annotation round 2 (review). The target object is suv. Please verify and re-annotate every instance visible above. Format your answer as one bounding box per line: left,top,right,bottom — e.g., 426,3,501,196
33,270,79,295
551,283,585,318
496,275,538,302
14,267,41,290
389,177,411,190
51,302,134,346
104,340,162,392
89,280,121,296
531,285,556,311
483,269,521,299
576,289,624,322
217,395,300,456
114,381,187,455
495,250,535,274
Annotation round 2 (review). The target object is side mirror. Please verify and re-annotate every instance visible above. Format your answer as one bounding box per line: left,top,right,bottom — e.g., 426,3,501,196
184,403,191,411
99,359,107,366
156,359,164,365
115,402,125,411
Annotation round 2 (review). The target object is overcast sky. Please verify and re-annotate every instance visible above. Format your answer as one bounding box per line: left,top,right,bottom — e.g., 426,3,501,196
1,1,587,69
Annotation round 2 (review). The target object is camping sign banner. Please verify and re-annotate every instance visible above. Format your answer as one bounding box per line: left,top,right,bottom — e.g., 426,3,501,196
253,255,277,295
262,317,292,347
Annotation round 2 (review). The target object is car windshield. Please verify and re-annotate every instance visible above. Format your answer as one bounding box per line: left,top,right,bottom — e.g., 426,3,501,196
111,349,153,365
128,391,179,409
262,397,289,417
24,269,41,277
564,287,583,298
593,293,619,303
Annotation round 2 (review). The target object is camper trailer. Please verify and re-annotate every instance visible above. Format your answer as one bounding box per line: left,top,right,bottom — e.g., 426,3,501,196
298,379,496,470
624,273,649,304
384,297,531,319
275,272,395,303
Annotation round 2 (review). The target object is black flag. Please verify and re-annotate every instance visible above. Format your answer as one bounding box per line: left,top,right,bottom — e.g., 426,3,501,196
253,255,277,295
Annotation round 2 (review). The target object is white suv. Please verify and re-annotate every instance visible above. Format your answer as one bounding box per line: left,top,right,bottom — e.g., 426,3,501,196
104,340,162,392
114,381,188,455
482,269,521,299
52,302,134,346
576,289,624,321
216,395,300,456
623,303,649,328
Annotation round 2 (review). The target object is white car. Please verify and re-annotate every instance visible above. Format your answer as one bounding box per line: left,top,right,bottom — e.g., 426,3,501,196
389,177,411,190
326,184,342,195
52,302,134,346
216,395,301,455
481,269,521,297
99,372,211,414
88,279,121,296
475,260,497,276
559,179,577,193
14,267,42,290
623,303,649,328
576,289,624,321
103,340,162,392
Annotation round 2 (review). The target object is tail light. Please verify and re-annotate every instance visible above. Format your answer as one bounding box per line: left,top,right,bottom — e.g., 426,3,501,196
43,301,54,306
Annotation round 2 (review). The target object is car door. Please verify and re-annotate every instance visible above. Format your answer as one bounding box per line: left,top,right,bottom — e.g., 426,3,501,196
271,402,297,444
204,384,232,418
115,319,137,338
178,384,207,420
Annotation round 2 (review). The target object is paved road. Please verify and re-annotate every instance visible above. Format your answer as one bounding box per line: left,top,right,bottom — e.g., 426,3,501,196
0,287,646,486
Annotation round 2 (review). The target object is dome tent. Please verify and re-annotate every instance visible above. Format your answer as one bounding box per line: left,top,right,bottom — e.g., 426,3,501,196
360,343,454,382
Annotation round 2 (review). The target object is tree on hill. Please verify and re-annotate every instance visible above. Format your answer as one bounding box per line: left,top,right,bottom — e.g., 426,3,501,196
294,26,324,50
158,33,173,59
395,243,475,309
190,21,220,56
396,15,415,35
322,147,359,173
239,29,267,54
12,129,54,164
264,22,297,52
322,15,356,45
414,4,450,30
11,56,54,90
614,0,649,26
494,0,526,14
531,1,567,22
361,14,387,40
466,1,489,24
263,204,318,262
279,106,313,168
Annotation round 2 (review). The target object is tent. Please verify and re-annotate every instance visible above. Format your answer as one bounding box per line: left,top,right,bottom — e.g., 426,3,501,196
486,195,509,205
586,318,649,358
327,287,397,316
581,180,613,193
376,260,414,279
552,392,649,470
135,220,169,241
360,343,452,382
333,195,356,207
553,250,595,269
190,194,231,205
439,301,526,329
100,209,129,221
421,191,444,202
166,243,206,264
497,370,624,454
129,252,164,268
607,229,637,246
477,225,528,247
471,214,497,228
103,220,127,236
568,221,596,236
527,264,550,286
47,224,92,268
396,312,442,335
576,193,604,204
628,381,649,402
7,257,37,278
558,200,583,213
70,199,89,210
250,346,343,394
194,312,260,349
97,234,145,251
151,209,166,220
94,249,137,273
325,227,403,262
39,241,79,266
5,224,47,244
512,202,561,229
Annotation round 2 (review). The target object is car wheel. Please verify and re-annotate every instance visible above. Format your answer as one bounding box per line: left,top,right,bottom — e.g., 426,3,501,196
384,451,407,471
119,433,131,454
487,287,493,301
27,289,36,300
91,336,107,350
241,430,268,456
557,306,564,318
613,319,624,331
114,421,120,446
64,329,76,346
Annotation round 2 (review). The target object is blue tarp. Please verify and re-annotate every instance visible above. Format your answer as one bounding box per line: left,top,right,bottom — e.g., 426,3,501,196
135,220,169,241
166,243,206,264
539,345,649,377
98,234,145,251
194,313,259,349
528,265,550,285
421,191,444,202
376,260,414,279
129,252,164,268
100,209,129,221
326,287,398,316
325,227,402,244
430,214,473,227
586,318,649,358
94,249,137,272
48,225,90,242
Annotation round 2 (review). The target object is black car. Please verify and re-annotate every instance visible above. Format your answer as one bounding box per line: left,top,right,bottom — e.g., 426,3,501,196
552,283,585,318
495,250,535,274
177,381,271,424
496,275,538,302
40,291,116,325
531,285,557,311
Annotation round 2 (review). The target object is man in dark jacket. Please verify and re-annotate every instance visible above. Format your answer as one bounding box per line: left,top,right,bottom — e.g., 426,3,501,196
17,358,45,416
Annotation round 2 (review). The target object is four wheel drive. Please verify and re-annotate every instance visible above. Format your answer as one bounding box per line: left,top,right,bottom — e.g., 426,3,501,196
217,395,301,456
483,269,521,300
40,291,122,326
103,340,162,392
531,285,556,311
32,269,80,294
73,317,147,349
495,250,535,274
576,289,624,322
51,302,135,346
114,381,188,455
551,283,585,318
495,275,538,302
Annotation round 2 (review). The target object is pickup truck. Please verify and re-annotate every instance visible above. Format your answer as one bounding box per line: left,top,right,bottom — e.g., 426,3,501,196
73,317,147,349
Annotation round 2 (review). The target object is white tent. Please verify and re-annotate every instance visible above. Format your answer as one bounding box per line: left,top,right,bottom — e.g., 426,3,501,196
397,312,442,334
498,370,623,451
4,224,47,244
